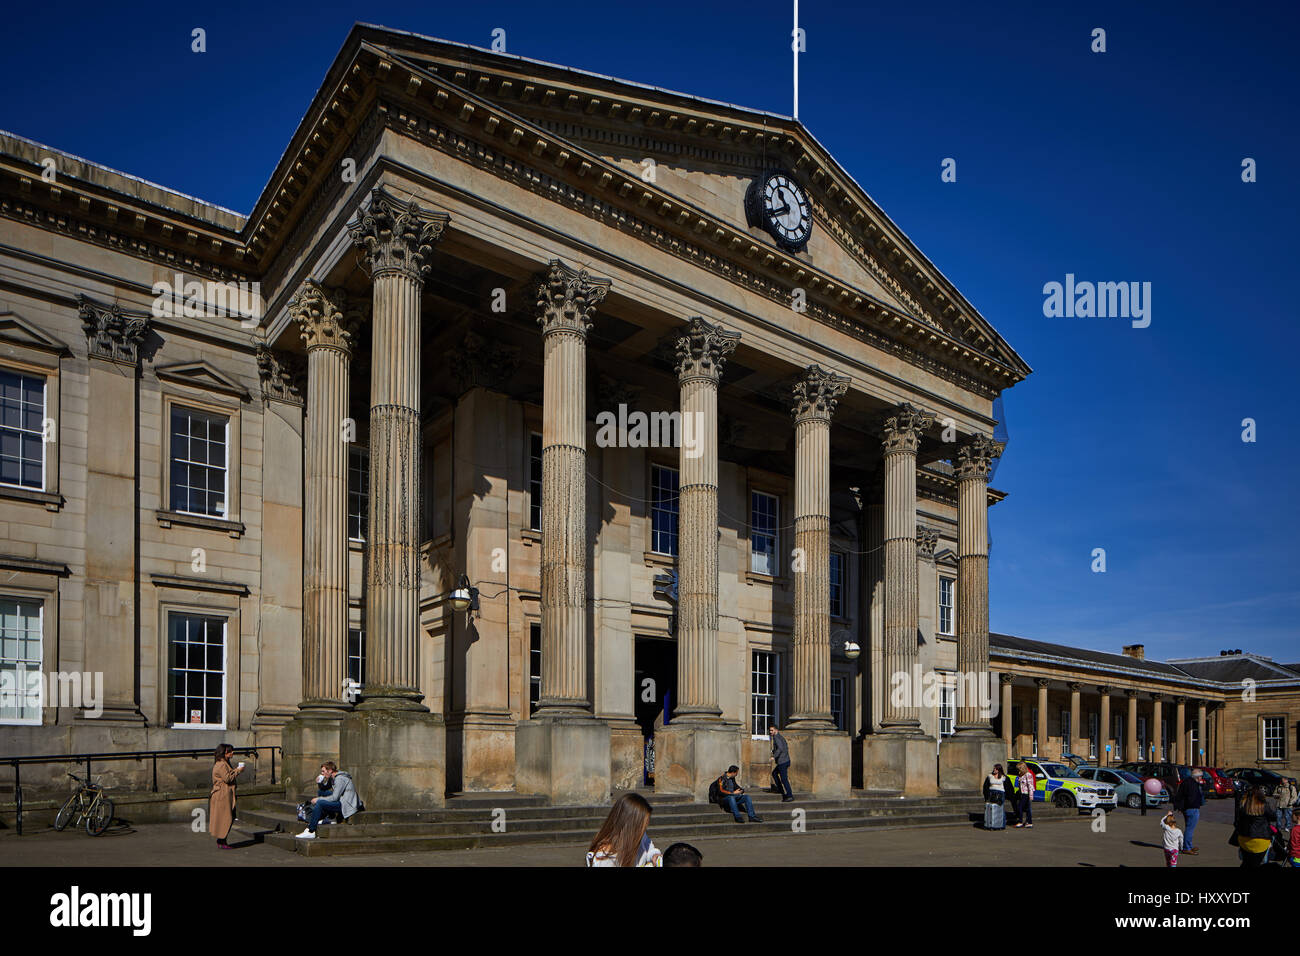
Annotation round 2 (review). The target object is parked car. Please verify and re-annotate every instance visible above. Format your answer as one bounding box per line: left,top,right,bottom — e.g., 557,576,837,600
1006,758,1118,811
1223,767,1294,795
1119,762,1208,801
1078,766,1168,809
1193,767,1235,798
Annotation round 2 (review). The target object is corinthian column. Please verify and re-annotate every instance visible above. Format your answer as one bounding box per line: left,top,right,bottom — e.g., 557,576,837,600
672,317,739,721
788,365,848,728
290,281,363,713
348,187,448,708
534,260,609,714
879,404,933,733
954,434,1003,734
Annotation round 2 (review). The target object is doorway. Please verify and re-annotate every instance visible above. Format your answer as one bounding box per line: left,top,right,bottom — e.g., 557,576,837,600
634,636,677,786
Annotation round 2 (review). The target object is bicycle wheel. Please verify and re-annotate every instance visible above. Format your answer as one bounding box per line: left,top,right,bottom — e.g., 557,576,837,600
85,797,113,836
54,792,80,831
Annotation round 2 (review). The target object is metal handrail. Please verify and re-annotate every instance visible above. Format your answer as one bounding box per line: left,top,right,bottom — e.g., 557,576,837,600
2,746,280,836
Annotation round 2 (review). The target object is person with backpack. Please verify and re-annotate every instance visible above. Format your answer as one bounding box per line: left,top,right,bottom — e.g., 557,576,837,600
769,724,794,801
295,761,360,839
1172,769,1204,856
586,792,663,866
711,765,763,823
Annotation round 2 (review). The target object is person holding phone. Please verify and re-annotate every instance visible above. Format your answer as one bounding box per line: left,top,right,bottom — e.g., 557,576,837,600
209,743,245,849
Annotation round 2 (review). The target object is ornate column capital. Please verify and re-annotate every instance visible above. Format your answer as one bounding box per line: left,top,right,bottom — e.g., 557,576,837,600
535,259,610,336
78,294,149,365
1034,677,1050,688
881,403,934,455
1126,688,1141,698
1000,673,1015,685
256,345,306,405
289,281,365,353
348,187,448,279
1098,685,1110,695
450,329,520,394
916,525,939,560
1150,692,1164,703
674,316,739,384
1068,681,1082,693
955,434,1006,481
791,364,849,422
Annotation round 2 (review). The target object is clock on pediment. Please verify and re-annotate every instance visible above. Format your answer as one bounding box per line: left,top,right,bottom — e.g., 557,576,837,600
745,169,812,252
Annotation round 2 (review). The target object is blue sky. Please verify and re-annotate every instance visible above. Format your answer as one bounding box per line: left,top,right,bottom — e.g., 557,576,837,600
4,1,1297,663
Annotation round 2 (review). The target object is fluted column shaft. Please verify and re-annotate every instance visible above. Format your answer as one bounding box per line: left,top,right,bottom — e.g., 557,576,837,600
535,261,609,715
955,435,1002,733
1197,701,1207,763
1152,696,1164,759
291,282,359,710
789,366,847,727
1099,688,1111,765
880,404,932,732
1127,691,1139,762
1036,679,1049,755
1069,683,1081,755
349,187,448,708
1000,676,1013,755
1174,697,1187,763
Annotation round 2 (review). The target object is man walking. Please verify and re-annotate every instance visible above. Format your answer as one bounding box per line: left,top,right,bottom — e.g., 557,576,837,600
769,724,794,802
1172,768,1204,855
716,766,763,824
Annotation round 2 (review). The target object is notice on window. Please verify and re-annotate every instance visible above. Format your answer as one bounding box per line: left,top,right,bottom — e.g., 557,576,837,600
190,709,202,724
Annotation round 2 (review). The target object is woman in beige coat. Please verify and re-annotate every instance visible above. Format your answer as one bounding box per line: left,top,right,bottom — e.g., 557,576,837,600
209,743,245,849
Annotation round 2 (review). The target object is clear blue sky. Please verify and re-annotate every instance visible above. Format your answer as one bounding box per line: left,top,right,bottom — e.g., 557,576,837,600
4,1,1297,663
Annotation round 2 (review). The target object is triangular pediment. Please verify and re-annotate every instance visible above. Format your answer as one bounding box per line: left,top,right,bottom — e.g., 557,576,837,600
155,360,250,399
0,311,71,355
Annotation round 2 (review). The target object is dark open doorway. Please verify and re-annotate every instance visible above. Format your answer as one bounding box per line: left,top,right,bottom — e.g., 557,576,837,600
634,636,677,787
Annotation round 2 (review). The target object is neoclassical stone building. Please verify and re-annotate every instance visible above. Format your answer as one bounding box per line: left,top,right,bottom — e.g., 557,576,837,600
0,26,1034,804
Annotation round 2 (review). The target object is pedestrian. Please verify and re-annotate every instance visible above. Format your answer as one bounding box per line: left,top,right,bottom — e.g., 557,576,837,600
1014,761,1035,828
586,792,663,867
1233,786,1274,868
1159,811,1182,867
208,743,245,849
1276,778,1295,831
769,724,793,801
295,761,360,839
714,765,763,823
1172,768,1203,856
982,763,1009,830
662,842,704,867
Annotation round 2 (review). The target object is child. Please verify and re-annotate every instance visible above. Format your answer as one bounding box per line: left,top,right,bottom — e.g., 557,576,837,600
1160,811,1182,867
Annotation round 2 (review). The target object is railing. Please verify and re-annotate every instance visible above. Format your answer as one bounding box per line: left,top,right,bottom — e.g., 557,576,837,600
2,746,280,836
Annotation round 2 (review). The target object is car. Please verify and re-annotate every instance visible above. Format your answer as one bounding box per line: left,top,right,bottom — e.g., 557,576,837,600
1078,765,1168,809
1193,767,1235,798
1006,758,1118,811
1119,762,1208,801
1223,767,1294,795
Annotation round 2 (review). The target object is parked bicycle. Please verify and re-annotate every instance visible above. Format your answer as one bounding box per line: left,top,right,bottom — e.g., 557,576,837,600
53,772,114,836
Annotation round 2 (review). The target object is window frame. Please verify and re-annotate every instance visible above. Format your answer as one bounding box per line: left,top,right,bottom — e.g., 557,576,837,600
1262,715,1286,762
0,595,44,725
937,574,955,637
939,679,956,737
528,432,543,534
348,444,369,542
749,489,779,576
0,367,47,493
830,675,846,732
529,621,542,716
165,610,228,731
828,551,846,619
750,649,779,739
649,463,680,557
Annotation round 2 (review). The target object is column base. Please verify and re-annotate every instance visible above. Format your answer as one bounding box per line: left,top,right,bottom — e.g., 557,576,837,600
515,717,611,805
340,708,446,809
445,713,517,792
281,710,347,795
939,735,1006,792
653,722,741,802
859,733,938,796
783,728,851,798
607,719,645,791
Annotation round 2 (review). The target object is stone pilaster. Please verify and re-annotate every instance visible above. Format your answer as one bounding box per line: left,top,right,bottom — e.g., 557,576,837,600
671,317,738,722
1069,682,1082,756
1196,701,1207,764
338,186,448,809
516,259,612,805
1152,694,1163,760
788,365,847,728
878,403,932,733
1174,696,1187,764
1099,686,1111,765
1000,674,1014,754
954,434,1002,734
1127,689,1140,763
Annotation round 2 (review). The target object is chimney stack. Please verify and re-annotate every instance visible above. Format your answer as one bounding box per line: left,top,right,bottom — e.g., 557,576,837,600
1122,644,1145,661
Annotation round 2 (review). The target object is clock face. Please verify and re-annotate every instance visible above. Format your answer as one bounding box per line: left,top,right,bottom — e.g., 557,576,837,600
754,171,812,250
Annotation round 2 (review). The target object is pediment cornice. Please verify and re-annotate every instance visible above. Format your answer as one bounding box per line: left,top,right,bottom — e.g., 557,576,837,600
154,360,250,400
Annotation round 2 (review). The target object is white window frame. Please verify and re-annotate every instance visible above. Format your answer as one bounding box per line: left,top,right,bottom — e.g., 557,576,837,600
939,681,955,737
830,676,846,732
167,612,227,730
0,368,46,492
0,597,44,725
168,404,230,519
749,490,778,576
751,650,779,739
347,626,366,690
1061,708,1071,755
938,575,955,636
529,621,542,716
1262,716,1284,761
828,551,845,618
347,445,369,542
528,432,543,533
650,464,680,557
1088,712,1099,759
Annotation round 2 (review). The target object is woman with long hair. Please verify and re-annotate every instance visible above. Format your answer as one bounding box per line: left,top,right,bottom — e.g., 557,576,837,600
1234,786,1274,867
209,743,245,849
586,792,662,867
982,763,1009,830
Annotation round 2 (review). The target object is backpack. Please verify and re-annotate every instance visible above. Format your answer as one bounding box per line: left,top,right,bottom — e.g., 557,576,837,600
707,776,723,805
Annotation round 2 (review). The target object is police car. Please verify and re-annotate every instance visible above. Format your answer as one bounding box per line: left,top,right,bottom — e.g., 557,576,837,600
1006,758,1118,811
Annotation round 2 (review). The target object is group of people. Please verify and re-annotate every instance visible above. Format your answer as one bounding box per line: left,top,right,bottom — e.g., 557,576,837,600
1228,778,1299,868
980,762,1034,830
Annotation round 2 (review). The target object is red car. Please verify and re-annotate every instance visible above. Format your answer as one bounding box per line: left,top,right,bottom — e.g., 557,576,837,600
1194,767,1234,798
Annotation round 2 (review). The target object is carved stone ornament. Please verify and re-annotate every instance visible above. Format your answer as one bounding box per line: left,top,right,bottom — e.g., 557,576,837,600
535,259,610,336
255,345,306,404
881,403,935,455
348,186,448,279
674,316,740,383
451,329,520,394
790,364,849,422
916,525,940,561
288,280,365,353
954,434,1006,482
78,294,149,365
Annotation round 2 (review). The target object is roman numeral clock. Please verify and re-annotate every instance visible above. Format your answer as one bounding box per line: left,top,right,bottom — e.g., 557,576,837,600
745,169,813,252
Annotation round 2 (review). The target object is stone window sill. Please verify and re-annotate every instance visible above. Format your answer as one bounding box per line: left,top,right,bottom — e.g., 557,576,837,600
156,509,245,538
0,484,63,512
521,528,541,545
643,550,677,568
745,570,788,588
